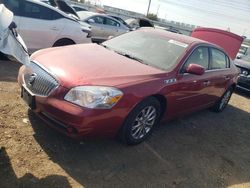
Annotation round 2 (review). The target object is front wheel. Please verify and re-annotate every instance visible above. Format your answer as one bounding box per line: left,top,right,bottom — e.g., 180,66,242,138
53,39,75,47
119,97,161,145
211,87,233,112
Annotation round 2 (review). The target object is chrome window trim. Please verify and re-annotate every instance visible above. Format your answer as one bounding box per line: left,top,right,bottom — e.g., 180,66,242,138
178,43,231,76
182,67,230,76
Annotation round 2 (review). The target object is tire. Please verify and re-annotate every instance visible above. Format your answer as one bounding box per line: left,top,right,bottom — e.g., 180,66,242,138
119,97,161,145
211,87,233,112
0,52,9,61
53,39,75,47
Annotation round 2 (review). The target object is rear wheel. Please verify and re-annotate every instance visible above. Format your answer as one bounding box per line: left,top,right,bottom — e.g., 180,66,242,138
53,38,75,47
211,87,233,112
119,97,161,145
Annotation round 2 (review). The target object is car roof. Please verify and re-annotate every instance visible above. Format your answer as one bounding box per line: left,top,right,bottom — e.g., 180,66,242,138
78,11,127,25
140,28,211,46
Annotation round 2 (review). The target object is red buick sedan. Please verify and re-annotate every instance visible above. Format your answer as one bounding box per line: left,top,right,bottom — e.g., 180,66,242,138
18,28,239,144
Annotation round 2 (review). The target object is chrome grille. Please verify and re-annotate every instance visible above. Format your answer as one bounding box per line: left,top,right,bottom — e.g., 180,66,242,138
24,62,59,96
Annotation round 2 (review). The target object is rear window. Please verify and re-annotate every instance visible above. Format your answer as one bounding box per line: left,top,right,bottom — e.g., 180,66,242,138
211,48,229,69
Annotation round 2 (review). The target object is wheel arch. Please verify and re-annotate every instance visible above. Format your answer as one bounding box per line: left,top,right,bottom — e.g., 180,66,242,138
150,94,167,120
53,38,76,47
230,83,236,91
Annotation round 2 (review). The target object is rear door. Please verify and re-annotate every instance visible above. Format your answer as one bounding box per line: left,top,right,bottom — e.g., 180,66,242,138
18,1,64,52
207,47,232,98
103,17,124,37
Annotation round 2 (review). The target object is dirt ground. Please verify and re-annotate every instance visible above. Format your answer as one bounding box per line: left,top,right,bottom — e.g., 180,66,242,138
0,60,250,188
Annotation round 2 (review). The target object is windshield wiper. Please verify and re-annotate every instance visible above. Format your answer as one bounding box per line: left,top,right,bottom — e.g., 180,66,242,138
100,43,113,51
115,51,145,64
100,45,147,65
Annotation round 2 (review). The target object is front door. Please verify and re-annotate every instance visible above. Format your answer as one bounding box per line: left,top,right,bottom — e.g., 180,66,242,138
169,46,215,116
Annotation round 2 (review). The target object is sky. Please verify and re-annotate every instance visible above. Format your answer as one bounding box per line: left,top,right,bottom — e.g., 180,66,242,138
98,0,250,38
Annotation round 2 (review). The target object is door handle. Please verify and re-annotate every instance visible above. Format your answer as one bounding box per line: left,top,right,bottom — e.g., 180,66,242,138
203,80,211,86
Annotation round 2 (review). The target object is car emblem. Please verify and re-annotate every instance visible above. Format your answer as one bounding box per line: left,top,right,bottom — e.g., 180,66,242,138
164,78,177,84
28,73,37,86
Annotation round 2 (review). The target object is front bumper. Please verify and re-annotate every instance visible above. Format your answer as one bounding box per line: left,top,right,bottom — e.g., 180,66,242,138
18,66,128,139
32,93,126,139
237,75,250,92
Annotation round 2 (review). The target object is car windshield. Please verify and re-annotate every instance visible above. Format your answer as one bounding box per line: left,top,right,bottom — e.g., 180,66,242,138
103,31,188,71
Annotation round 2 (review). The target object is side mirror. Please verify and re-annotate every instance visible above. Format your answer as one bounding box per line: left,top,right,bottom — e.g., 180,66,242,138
185,64,205,75
87,19,95,24
8,21,17,29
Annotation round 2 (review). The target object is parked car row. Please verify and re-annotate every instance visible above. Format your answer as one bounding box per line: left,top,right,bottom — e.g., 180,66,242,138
78,11,130,43
0,0,91,53
0,0,143,52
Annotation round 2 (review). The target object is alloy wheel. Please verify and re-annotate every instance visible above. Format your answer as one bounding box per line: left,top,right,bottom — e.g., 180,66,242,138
219,90,232,110
131,106,157,140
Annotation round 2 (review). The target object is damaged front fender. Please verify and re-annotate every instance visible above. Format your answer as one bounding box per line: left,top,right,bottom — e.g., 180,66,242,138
0,4,29,65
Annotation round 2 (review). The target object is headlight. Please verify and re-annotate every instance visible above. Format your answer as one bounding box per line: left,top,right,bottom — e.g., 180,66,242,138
64,86,123,109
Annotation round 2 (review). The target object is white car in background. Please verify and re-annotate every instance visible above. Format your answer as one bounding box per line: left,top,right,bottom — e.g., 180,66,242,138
237,44,250,59
0,0,91,53
78,11,130,43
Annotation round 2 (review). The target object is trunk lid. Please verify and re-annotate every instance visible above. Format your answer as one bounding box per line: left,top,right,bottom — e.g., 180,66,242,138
192,28,244,60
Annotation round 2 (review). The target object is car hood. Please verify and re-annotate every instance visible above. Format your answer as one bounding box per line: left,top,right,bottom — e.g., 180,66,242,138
30,44,164,88
234,59,250,69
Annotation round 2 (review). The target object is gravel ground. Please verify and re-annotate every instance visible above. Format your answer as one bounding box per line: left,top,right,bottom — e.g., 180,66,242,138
0,60,250,188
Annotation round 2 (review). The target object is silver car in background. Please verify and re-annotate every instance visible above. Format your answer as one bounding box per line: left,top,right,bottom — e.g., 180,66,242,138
78,11,130,43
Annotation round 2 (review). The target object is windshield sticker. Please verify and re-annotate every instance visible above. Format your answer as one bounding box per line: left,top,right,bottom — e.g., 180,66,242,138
168,39,188,48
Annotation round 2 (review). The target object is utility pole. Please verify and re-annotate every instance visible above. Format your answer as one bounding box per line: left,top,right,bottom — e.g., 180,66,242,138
147,0,152,16
156,4,160,16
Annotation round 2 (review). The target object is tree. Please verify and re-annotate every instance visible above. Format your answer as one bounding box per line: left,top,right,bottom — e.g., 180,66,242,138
71,0,85,3
146,13,158,21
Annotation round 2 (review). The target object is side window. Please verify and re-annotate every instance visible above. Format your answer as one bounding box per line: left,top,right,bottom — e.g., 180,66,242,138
90,16,104,24
211,48,228,69
1,0,20,15
105,18,120,27
183,47,209,72
22,1,53,20
52,11,64,20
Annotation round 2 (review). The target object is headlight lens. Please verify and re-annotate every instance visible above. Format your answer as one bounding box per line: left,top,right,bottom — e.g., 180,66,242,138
64,86,123,109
